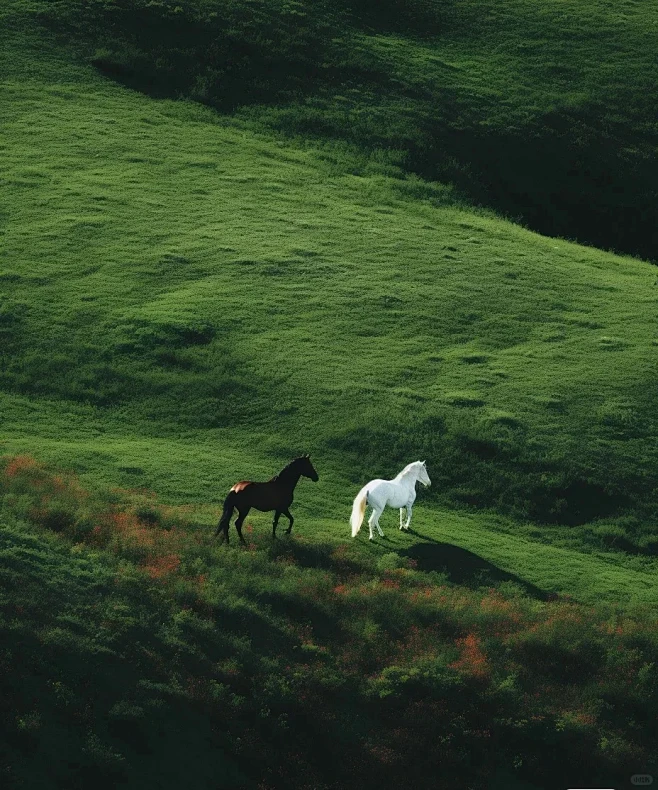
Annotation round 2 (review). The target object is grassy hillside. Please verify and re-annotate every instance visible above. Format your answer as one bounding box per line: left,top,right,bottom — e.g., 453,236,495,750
37,0,658,261
3,29,658,547
2,0,658,787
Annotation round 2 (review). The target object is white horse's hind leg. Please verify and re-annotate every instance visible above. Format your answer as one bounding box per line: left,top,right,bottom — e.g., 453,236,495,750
368,507,384,539
375,508,384,537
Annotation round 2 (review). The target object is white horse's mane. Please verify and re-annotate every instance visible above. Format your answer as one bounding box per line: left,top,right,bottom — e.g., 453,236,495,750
396,460,424,479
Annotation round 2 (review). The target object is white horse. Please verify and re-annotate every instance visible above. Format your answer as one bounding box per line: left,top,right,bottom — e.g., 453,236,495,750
350,461,431,540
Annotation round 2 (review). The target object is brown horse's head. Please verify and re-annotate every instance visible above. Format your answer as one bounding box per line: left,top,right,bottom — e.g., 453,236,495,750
297,454,319,482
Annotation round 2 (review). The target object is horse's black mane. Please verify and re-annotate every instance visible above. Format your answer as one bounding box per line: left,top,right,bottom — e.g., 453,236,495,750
270,456,305,482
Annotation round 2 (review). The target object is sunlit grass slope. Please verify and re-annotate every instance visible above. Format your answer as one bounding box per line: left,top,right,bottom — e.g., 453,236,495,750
3,36,658,543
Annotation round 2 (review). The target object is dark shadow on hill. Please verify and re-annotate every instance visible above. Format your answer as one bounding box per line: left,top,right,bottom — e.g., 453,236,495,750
402,538,552,601
421,116,658,262
266,590,344,644
513,478,631,528
269,538,364,576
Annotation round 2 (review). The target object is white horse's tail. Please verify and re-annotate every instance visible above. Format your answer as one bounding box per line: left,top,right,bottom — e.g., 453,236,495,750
350,486,368,537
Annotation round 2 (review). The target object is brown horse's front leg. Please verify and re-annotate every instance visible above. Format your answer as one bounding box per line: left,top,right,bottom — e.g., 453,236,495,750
283,509,294,535
272,511,282,539
235,509,249,545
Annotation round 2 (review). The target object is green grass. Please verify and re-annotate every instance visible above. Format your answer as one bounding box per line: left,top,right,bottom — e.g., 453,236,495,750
2,0,658,594
33,0,658,259
4,62,658,534
2,0,658,787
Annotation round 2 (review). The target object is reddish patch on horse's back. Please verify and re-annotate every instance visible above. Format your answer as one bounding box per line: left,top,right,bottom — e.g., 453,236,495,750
231,481,253,493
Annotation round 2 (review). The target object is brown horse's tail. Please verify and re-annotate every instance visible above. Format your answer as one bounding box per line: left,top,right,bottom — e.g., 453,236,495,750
215,491,237,538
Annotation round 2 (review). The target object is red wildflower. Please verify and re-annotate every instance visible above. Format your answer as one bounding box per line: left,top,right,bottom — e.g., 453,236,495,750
450,633,490,679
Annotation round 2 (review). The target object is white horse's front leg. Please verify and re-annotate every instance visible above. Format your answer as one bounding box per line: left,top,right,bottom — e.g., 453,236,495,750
403,502,413,530
399,508,406,530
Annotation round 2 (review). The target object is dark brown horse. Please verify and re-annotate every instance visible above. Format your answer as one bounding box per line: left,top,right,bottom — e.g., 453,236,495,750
214,455,319,544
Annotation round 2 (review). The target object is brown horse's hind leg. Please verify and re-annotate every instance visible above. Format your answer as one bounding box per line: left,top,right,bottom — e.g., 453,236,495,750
283,509,294,535
272,511,282,539
234,508,250,545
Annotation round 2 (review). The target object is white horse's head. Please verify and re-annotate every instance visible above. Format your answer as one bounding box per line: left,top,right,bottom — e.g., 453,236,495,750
415,460,431,487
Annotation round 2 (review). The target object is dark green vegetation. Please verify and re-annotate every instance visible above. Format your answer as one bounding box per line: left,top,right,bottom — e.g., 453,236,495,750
2,0,658,787
2,457,657,790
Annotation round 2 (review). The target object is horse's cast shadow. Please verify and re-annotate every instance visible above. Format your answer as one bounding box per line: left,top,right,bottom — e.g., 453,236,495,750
401,533,551,601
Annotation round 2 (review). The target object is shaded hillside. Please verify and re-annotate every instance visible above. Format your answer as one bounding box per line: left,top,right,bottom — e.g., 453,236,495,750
39,0,658,260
